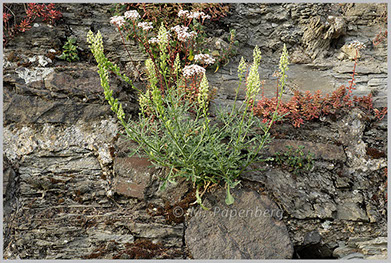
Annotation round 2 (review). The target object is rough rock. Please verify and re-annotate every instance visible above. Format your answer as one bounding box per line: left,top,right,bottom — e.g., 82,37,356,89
266,139,346,161
302,17,334,59
3,118,119,166
335,108,387,173
4,93,111,124
333,237,387,259
3,2,387,260
113,157,157,200
185,187,293,259
2,120,183,259
243,168,337,219
336,202,369,221
340,44,361,60
155,177,193,206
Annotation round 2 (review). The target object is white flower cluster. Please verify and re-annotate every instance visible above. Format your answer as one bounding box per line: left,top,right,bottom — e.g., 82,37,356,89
348,40,366,50
138,22,153,31
189,11,211,20
183,64,205,77
148,37,159,44
110,10,141,27
124,10,140,20
178,10,211,20
194,54,215,65
110,16,125,27
178,10,189,18
171,25,197,42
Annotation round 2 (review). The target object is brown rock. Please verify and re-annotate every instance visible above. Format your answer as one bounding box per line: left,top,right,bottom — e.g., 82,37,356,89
113,157,156,200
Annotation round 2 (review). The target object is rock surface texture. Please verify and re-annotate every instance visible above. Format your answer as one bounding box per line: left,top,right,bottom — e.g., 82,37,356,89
3,3,387,260
185,187,293,259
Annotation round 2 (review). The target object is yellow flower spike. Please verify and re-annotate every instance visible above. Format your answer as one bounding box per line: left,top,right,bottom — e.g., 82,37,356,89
237,56,247,81
198,73,209,109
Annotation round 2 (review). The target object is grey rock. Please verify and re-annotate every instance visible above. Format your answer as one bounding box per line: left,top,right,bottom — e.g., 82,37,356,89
3,92,112,124
340,252,365,260
337,202,369,222
185,187,293,259
334,237,387,259
335,176,351,188
3,2,387,260
243,168,337,220
43,70,115,101
365,203,380,223
303,230,322,246
266,139,346,161
356,237,387,257
367,78,387,87
333,242,358,258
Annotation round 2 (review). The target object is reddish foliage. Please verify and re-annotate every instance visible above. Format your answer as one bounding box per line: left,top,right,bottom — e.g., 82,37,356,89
372,4,387,47
253,85,387,128
373,30,387,46
253,48,386,127
3,3,62,46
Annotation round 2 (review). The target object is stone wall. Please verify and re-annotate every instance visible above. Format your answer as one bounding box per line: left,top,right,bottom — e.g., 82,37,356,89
3,3,387,259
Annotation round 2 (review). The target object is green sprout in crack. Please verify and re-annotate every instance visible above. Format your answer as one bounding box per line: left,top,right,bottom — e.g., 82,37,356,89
59,37,80,62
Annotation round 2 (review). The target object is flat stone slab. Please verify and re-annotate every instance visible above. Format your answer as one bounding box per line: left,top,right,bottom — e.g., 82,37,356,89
267,139,346,162
113,157,155,200
185,187,293,259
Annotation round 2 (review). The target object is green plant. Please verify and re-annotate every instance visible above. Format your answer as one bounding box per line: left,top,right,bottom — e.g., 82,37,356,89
110,5,235,81
214,28,238,72
87,26,289,207
275,145,314,175
59,37,80,62
108,8,236,114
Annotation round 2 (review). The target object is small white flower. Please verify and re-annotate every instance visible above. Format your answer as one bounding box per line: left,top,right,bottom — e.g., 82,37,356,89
138,22,153,31
124,10,140,20
148,37,159,44
171,25,184,34
202,14,211,20
188,31,197,38
179,31,197,42
171,25,197,42
110,16,125,27
178,10,190,18
348,40,366,50
183,64,205,77
189,11,206,19
194,54,215,65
